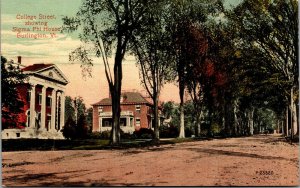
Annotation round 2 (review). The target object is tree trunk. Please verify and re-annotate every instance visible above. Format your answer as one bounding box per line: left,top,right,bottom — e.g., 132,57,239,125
296,100,299,135
291,100,297,139
233,99,238,136
178,81,185,138
224,99,232,137
153,92,160,142
111,90,121,145
179,103,185,138
290,88,297,140
110,54,123,145
194,110,202,137
286,107,289,136
249,107,254,136
281,120,284,135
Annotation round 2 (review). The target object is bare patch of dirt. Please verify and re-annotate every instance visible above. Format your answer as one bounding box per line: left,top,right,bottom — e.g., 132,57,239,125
2,134,299,186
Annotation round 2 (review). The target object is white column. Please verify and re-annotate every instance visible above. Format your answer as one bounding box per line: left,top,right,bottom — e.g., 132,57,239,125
40,86,47,130
99,117,102,132
29,84,36,128
126,117,130,127
59,91,65,130
158,117,161,127
51,88,57,131
56,93,61,130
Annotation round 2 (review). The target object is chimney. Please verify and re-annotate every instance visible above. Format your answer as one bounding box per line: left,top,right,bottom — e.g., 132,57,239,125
17,56,22,64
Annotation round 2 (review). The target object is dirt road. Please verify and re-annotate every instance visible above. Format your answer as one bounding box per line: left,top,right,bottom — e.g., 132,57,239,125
2,134,299,186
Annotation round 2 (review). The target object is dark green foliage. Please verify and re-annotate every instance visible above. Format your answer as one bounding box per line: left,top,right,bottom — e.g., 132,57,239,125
86,132,102,139
63,96,90,139
162,101,176,119
1,56,27,129
86,107,93,132
61,117,76,140
159,125,179,138
62,115,89,140
184,126,194,138
76,114,89,139
64,96,75,123
99,130,111,139
133,128,155,139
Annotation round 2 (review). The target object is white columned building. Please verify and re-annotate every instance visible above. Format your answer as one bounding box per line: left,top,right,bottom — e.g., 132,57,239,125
2,61,69,139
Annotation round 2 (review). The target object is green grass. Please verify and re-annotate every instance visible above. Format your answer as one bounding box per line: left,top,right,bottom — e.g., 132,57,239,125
2,139,110,151
2,137,214,151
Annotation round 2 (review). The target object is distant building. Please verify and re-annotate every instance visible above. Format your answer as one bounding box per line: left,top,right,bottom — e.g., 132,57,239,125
2,56,69,139
92,91,163,133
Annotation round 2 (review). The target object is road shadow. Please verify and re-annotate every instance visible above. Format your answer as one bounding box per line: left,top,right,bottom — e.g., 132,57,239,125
121,145,176,155
2,169,128,187
187,147,293,161
245,135,295,145
3,169,168,187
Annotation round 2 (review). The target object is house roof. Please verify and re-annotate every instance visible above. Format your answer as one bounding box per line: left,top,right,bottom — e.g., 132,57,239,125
22,63,69,85
22,64,54,72
92,92,151,106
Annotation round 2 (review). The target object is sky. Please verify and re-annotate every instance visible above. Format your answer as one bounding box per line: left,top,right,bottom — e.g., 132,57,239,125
1,0,242,107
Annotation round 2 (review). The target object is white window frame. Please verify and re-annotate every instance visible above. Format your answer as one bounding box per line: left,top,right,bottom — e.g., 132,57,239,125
98,106,103,113
136,118,141,127
135,105,141,113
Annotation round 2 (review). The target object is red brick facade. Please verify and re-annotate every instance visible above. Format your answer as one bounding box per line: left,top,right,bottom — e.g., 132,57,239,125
2,60,68,139
92,92,161,133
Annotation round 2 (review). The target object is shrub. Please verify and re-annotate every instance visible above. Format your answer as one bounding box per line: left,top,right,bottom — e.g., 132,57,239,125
120,129,133,139
61,117,76,140
159,125,179,138
75,114,89,139
133,128,154,139
100,130,111,139
87,132,102,139
266,127,274,134
184,127,193,137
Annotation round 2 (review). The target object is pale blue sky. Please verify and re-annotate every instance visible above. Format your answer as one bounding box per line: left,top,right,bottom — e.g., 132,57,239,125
1,0,243,105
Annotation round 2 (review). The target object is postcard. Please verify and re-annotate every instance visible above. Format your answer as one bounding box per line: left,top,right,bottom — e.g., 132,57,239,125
1,0,299,187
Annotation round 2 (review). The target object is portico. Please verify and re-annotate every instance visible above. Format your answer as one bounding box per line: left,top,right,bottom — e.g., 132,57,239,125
27,83,65,132
1,62,69,139
99,111,135,133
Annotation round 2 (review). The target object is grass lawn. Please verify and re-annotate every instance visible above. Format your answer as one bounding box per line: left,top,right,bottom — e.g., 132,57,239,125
2,139,110,151
2,137,215,151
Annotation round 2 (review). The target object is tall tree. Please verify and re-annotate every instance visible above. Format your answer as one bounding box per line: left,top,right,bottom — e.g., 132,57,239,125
62,0,146,144
168,0,223,138
62,96,89,139
131,0,174,141
184,24,209,137
228,0,298,138
1,56,27,129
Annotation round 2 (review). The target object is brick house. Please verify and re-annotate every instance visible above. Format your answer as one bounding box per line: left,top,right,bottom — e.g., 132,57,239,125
92,92,163,133
2,57,69,139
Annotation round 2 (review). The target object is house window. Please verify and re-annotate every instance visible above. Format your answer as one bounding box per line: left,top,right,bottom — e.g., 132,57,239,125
136,118,140,127
135,105,141,113
16,133,20,138
120,118,126,127
49,72,53,77
103,119,112,127
130,118,133,127
98,106,103,113
38,93,42,105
